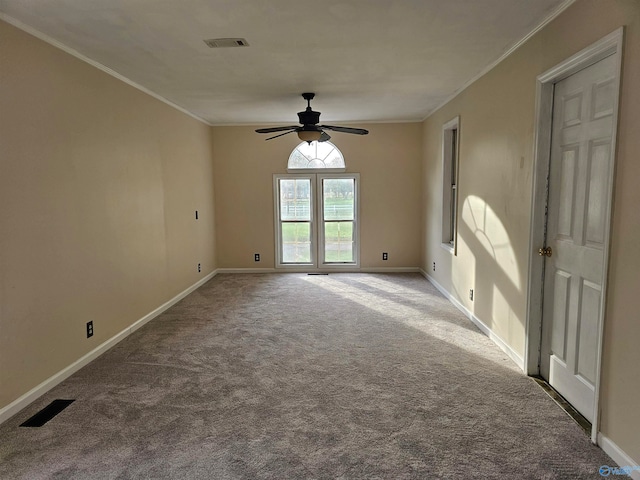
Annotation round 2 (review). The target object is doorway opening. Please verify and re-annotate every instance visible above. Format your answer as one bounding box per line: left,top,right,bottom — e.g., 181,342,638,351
525,28,623,444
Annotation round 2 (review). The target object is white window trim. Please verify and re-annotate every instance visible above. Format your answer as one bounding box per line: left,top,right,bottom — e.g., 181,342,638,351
287,140,346,171
441,116,460,255
273,173,360,270
273,174,316,269
317,173,360,269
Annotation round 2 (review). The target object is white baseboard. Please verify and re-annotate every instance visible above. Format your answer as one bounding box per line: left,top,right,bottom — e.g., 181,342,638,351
216,268,278,274
360,267,421,273
0,270,218,425
419,269,525,371
598,433,640,479
216,267,421,274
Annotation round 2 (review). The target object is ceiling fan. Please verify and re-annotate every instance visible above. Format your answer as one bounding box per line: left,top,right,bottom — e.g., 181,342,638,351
255,93,369,143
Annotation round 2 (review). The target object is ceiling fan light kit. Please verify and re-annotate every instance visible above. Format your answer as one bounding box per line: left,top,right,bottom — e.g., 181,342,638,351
255,93,369,144
298,130,322,142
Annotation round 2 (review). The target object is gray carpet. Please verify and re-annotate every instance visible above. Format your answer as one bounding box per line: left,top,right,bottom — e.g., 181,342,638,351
0,273,615,479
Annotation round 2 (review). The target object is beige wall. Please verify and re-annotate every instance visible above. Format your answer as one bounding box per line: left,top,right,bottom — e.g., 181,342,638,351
3,0,638,464
212,123,422,269
421,0,640,462
0,21,217,409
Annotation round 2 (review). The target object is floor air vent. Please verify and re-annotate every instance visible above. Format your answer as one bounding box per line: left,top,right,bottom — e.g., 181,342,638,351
20,399,75,427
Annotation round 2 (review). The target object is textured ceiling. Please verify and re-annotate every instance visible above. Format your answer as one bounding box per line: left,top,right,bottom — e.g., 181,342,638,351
1,0,569,125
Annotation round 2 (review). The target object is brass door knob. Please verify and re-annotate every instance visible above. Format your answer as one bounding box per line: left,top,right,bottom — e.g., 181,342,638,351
538,246,552,257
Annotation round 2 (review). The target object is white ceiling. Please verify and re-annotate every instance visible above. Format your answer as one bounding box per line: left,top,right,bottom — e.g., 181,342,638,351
1,0,569,126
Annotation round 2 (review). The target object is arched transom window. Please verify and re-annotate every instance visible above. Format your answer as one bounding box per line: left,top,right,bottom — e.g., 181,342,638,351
288,141,345,170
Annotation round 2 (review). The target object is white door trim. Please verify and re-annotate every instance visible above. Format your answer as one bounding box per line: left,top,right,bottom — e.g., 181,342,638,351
524,27,624,444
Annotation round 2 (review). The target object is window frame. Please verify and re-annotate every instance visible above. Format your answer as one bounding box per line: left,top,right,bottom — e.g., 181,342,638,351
274,174,316,269
287,140,346,173
317,173,360,269
273,173,360,270
441,116,460,254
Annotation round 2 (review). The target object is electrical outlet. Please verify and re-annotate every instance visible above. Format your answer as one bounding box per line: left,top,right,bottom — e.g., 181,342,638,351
86,321,93,338
382,252,388,261
255,253,260,262
198,263,201,273
469,289,474,301
433,262,436,272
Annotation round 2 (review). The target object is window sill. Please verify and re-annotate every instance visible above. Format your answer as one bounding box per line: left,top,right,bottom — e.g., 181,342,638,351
441,242,456,255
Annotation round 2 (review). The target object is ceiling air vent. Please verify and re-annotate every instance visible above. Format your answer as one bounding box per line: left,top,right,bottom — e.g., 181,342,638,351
203,38,250,48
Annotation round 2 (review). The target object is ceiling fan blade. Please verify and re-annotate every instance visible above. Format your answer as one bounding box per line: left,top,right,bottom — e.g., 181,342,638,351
318,132,331,142
319,125,369,135
265,130,298,141
255,126,299,134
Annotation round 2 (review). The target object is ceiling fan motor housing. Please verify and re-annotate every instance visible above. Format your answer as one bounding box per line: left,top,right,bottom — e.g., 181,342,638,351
298,109,321,125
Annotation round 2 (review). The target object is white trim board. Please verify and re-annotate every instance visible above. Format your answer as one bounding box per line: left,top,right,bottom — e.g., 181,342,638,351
420,270,525,371
216,268,278,274
0,270,218,425
598,434,640,480
216,267,421,275
360,267,420,274
0,13,212,127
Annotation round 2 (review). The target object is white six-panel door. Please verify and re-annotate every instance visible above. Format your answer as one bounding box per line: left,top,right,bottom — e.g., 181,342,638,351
540,54,616,422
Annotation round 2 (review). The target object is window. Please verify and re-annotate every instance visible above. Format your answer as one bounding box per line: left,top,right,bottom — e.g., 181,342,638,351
288,141,345,170
442,117,460,252
276,141,358,269
278,176,313,264
274,173,359,269
319,175,356,264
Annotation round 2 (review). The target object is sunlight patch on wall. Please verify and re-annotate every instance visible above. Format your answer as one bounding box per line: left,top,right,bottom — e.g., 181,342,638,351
461,195,520,290
452,235,476,307
492,285,525,356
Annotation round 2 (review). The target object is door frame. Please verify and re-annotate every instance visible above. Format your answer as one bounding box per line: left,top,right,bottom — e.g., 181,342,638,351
524,27,624,444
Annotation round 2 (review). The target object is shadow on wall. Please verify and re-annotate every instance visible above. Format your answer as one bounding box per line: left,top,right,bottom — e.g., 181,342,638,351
455,195,525,348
